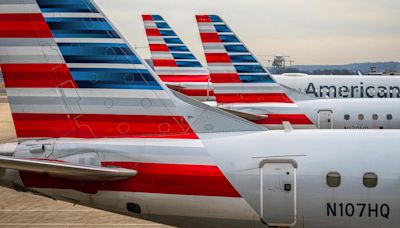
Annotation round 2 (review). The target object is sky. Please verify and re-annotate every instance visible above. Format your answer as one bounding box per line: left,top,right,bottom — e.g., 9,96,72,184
95,0,400,65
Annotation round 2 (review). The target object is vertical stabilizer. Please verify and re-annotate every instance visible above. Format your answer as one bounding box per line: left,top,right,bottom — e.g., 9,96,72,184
142,15,214,101
0,1,264,140
196,15,314,129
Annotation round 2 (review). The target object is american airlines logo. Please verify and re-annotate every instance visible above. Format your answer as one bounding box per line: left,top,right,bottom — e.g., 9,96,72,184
306,82,400,98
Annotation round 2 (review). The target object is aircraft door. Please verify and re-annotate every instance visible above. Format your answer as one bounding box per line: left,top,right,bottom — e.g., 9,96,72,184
318,110,333,129
260,160,297,227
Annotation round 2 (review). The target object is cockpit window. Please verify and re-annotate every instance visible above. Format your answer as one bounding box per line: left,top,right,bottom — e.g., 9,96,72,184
363,172,378,188
327,172,341,187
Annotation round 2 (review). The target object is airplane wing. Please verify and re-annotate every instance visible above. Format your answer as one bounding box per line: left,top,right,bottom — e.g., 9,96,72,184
218,107,267,121
0,156,137,181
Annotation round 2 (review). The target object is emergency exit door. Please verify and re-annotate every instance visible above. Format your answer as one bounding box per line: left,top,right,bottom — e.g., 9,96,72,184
318,110,333,129
260,160,297,226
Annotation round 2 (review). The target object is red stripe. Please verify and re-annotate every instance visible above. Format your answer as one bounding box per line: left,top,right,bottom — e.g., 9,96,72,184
210,73,242,83
0,13,52,38
175,89,215,97
152,59,177,67
254,114,313,125
205,53,231,63
216,93,293,104
1,64,77,88
145,28,161,36
200,33,221,43
19,162,240,197
149,44,169,52
142,15,153,21
196,15,212,23
12,113,198,139
159,75,210,83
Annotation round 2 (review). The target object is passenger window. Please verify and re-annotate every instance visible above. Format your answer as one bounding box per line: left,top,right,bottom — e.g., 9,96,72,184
387,114,393,120
358,114,364,120
363,172,378,188
327,172,341,187
372,114,378,120
344,114,350,120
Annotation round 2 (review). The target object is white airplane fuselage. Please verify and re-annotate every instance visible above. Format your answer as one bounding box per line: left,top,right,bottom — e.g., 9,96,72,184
222,98,400,129
273,74,400,99
2,130,399,228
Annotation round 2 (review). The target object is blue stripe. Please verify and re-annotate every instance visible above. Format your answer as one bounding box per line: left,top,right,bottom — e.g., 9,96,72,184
45,17,119,38
214,25,231,33
172,53,196,60
151,15,163,21
209,15,223,23
46,18,113,29
234,65,265,73
37,0,98,13
51,30,119,38
168,46,190,52
164,38,183,44
239,74,274,83
160,30,176,36
219,35,240,43
156,22,170,29
58,43,141,64
176,61,203,67
70,68,162,90
224,45,248,53
229,55,257,63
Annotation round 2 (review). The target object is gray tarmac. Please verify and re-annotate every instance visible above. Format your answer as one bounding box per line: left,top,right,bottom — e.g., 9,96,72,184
0,103,168,228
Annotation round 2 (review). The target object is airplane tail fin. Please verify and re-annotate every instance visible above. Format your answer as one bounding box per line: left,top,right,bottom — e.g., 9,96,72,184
0,1,264,140
142,15,214,101
195,15,288,104
196,15,314,129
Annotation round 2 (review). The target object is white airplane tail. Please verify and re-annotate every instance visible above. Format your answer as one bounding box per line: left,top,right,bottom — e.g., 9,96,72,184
142,14,214,101
0,1,263,140
196,15,314,129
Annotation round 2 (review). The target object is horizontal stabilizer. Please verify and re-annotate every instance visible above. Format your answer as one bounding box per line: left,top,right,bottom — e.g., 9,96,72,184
278,83,317,101
166,84,187,90
0,156,137,181
218,107,267,121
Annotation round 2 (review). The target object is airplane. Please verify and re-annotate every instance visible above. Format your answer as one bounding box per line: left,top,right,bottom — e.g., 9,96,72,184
142,14,214,101
141,15,400,100
1,1,400,228
195,15,400,129
273,73,400,99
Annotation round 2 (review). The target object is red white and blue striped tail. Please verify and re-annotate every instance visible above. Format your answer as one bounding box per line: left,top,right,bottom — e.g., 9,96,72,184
142,15,214,101
196,15,315,129
0,1,262,139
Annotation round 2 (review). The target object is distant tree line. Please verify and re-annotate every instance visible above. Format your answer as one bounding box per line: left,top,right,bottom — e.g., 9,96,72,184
271,68,356,75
